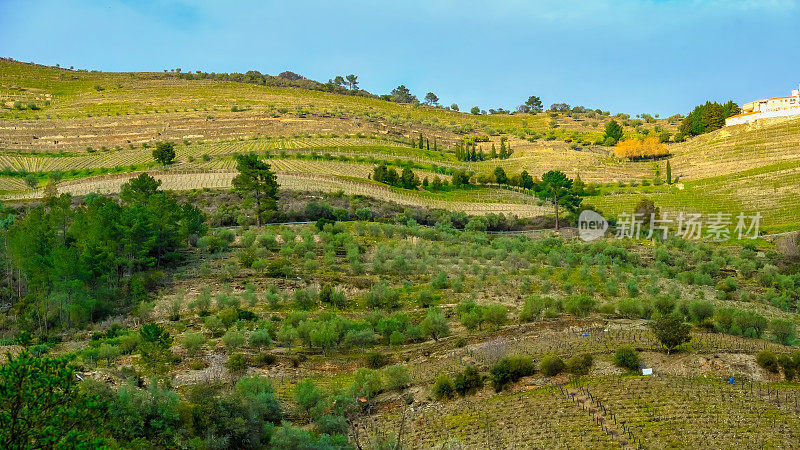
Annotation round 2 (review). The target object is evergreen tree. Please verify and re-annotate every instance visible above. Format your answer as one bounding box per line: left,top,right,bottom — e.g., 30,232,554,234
666,160,672,184
418,133,424,149
702,101,725,131
494,167,507,185
0,350,108,447
490,144,497,159
232,153,279,227
603,120,624,144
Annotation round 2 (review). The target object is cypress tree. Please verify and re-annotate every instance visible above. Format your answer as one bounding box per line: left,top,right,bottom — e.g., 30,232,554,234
418,133,424,149
666,160,672,184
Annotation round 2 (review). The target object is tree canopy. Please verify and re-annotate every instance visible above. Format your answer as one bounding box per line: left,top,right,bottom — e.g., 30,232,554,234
534,170,584,230
232,154,279,227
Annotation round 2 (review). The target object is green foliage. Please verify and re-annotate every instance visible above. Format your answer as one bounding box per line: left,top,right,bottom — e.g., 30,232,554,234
565,294,596,317
614,346,640,371
490,355,535,392
534,170,584,229
6,177,204,331
769,319,797,346
232,153,279,226
453,365,484,396
349,368,382,399
226,353,248,373
651,313,691,353
139,323,174,375
540,354,565,377
603,120,623,144
152,141,176,165
382,364,411,391
420,306,450,341
182,332,206,356
222,329,246,350
0,351,107,448
565,354,594,376
757,350,779,373
433,373,455,399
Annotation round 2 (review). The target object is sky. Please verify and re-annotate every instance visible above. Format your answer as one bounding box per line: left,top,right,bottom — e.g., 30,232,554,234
1,0,799,116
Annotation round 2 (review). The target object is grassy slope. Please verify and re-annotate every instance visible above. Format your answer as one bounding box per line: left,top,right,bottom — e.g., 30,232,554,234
2,59,800,231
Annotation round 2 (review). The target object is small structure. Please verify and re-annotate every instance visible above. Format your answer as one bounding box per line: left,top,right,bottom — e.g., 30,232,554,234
726,83,800,126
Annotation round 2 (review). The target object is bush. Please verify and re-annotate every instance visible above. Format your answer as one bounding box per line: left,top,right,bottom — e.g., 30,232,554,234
565,354,593,376
249,329,273,350
182,332,206,356
453,365,483,396
689,301,715,323
770,319,797,346
757,350,779,373
490,355,535,392
565,294,596,317
420,307,450,341
617,298,641,319
350,369,382,399
614,346,640,371
540,355,565,377
366,352,390,369
222,330,245,350
382,364,411,391
433,374,455,399
519,296,545,322
226,353,248,373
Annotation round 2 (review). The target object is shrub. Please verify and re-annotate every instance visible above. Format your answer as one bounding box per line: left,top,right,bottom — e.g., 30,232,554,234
757,350,779,373
433,374,455,399
222,330,245,350
565,294,596,317
779,354,796,381
226,353,248,373
617,298,641,319
182,332,206,356
653,296,675,315
350,369,382,399
383,364,411,391
770,319,797,346
366,352,390,369
294,379,323,413
565,354,594,376
540,355,565,377
453,365,484,396
490,355,535,392
689,301,715,323
520,296,545,322
614,346,640,371
483,304,508,329
249,329,273,350
204,315,225,337
420,307,450,341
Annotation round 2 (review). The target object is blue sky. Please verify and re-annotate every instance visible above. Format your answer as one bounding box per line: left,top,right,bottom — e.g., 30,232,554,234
1,0,799,115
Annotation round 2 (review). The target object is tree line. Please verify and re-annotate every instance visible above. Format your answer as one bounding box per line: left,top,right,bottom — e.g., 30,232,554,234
677,100,740,140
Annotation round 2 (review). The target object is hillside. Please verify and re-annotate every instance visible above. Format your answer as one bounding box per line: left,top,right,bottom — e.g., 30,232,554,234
2,59,800,232
5,58,800,449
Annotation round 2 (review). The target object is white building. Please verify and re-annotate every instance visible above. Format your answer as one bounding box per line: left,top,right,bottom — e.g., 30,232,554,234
725,83,800,126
